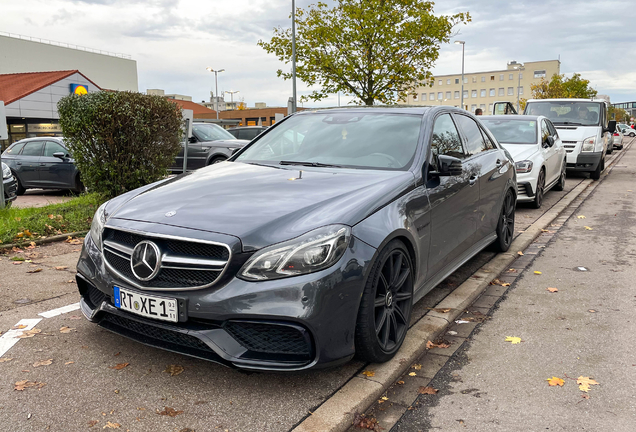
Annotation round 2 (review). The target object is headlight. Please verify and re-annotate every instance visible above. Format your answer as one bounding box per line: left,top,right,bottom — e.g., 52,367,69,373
581,136,595,152
239,225,351,281
1,162,10,180
515,160,533,173
89,202,108,250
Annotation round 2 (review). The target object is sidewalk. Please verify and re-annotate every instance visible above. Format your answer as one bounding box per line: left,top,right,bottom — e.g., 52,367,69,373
393,147,636,431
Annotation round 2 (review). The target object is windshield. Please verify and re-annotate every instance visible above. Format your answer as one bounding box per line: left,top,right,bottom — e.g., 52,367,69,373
480,119,537,144
525,101,602,126
192,123,236,142
235,112,422,170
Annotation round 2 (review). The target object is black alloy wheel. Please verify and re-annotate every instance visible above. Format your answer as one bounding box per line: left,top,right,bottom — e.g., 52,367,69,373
491,189,515,252
532,169,545,209
13,172,25,196
553,160,566,191
355,240,413,363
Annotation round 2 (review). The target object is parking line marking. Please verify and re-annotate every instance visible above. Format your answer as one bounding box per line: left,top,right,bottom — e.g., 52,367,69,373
0,318,42,358
38,302,80,318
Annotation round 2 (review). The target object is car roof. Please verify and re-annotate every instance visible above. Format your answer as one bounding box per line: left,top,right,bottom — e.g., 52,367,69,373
298,106,434,115
227,126,267,130
526,98,606,103
483,115,542,121
12,136,64,145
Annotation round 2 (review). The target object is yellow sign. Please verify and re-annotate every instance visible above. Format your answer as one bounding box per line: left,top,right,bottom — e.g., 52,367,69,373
70,84,88,95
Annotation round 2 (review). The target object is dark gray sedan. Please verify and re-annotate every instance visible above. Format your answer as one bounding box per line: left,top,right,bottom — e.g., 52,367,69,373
76,107,516,371
1,137,82,195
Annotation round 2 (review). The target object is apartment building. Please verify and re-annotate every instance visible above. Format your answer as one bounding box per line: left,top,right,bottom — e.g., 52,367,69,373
401,60,560,114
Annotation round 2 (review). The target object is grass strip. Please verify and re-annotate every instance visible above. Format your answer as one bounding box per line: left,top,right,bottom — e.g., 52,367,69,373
0,193,107,245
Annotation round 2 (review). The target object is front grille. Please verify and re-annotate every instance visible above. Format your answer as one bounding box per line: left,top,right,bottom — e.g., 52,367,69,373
100,313,213,353
102,228,230,290
224,321,312,356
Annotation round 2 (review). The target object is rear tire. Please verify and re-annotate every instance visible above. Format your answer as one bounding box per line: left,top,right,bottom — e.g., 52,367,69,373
607,144,613,155
553,160,566,191
532,169,545,209
590,157,604,180
491,189,515,252
13,173,25,196
72,175,84,194
208,156,227,165
355,240,414,363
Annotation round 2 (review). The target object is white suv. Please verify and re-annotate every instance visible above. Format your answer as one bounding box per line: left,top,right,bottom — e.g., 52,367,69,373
523,99,616,180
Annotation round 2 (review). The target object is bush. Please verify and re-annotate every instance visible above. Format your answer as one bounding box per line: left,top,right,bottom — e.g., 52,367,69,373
58,91,183,197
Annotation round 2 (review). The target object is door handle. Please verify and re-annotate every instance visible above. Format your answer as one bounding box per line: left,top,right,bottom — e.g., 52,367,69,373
39,163,46,166
495,159,502,167
469,175,478,185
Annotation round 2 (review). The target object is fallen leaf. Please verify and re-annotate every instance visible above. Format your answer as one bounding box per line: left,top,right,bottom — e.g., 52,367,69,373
588,309,597,313
361,370,375,377
11,324,27,330
408,372,417,376
352,413,380,431
517,251,524,256
426,339,451,349
431,308,451,313
163,365,184,376
547,287,559,293
418,386,438,395
505,336,521,344
59,326,75,333
54,266,68,270
12,262,23,265
26,268,42,273
380,396,388,401
102,421,121,429
501,282,510,287
15,328,41,339
0,358,13,363
109,363,129,370
584,226,593,230
546,376,565,387
577,376,599,392
534,271,542,275
14,380,46,391
65,361,75,365
397,380,405,385
157,407,183,417
577,215,586,219
412,364,422,370
88,420,99,428
32,359,53,368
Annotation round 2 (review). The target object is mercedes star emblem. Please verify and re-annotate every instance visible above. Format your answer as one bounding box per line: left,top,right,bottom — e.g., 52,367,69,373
130,240,161,281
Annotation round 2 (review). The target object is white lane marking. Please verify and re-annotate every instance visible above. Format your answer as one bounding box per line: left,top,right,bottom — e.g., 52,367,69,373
0,318,42,358
38,302,80,318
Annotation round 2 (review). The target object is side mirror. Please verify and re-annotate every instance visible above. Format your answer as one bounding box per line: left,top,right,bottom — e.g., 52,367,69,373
544,136,555,147
53,152,66,160
430,154,463,177
605,120,617,134
188,136,197,143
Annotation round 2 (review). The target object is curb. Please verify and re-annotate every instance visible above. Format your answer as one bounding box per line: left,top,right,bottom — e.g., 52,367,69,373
0,231,88,252
292,141,631,432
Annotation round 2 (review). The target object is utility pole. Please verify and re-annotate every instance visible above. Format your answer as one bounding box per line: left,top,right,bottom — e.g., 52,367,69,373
291,0,297,113
225,91,239,110
206,67,225,119
455,41,465,110
515,65,525,112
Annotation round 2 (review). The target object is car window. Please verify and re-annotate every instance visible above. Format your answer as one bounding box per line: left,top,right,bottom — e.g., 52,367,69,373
44,141,67,157
430,113,465,160
239,129,262,141
479,128,496,150
5,142,25,155
227,129,239,139
236,113,422,170
454,114,489,156
192,123,236,142
480,119,537,144
546,120,558,138
541,120,550,143
21,141,44,156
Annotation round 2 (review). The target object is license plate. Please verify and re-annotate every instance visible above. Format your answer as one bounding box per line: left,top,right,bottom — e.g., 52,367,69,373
113,286,178,323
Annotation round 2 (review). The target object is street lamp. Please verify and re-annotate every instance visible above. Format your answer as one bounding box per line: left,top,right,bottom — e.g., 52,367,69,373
454,41,465,110
514,65,525,112
291,0,297,113
224,90,240,110
206,67,225,119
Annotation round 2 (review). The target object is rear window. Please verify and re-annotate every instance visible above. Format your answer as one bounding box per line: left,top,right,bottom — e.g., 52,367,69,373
480,119,538,144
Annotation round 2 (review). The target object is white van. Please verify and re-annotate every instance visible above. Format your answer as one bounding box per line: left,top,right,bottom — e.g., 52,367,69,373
523,99,616,180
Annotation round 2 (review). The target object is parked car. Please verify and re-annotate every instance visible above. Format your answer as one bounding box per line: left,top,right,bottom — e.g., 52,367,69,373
227,126,268,141
481,115,566,208
1,137,82,195
612,129,624,150
623,128,636,138
2,161,18,204
76,106,516,371
170,122,249,172
523,99,616,180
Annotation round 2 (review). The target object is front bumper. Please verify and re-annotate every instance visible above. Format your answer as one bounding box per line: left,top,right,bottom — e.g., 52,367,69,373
2,176,17,202
566,151,602,172
76,230,376,371
515,181,535,202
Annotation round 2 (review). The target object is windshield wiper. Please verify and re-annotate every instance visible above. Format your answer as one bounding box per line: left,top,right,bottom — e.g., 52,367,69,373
279,160,343,168
552,121,585,126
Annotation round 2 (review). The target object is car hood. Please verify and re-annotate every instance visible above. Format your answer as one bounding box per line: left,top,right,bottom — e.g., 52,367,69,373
110,162,415,251
202,139,249,147
499,144,539,162
552,125,599,142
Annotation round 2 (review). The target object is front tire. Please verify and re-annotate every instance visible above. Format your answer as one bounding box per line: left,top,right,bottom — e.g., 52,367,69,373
355,240,414,363
532,169,545,209
590,157,604,180
208,156,227,165
491,189,515,252
553,160,566,191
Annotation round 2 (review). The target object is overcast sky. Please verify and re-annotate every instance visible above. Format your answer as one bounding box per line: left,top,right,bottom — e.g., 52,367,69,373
1,0,633,107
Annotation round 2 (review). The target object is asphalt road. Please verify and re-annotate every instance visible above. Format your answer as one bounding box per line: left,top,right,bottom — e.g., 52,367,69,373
0,148,617,432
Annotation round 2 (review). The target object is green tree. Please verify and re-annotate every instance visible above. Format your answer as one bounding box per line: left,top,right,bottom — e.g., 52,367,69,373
258,0,470,106
58,92,183,197
529,73,597,100
609,106,629,123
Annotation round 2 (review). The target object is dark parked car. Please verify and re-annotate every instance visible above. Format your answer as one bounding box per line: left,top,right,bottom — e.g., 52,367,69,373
1,137,82,195
227,126,268,141
77,107,516,371
170,122,249,172
2,162,18,204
